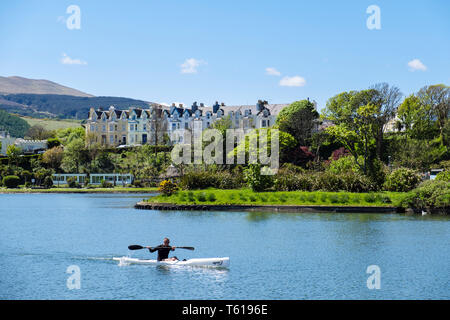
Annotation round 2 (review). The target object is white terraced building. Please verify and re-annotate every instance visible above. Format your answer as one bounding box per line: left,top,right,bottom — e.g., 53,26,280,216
85,100,319,147
164,100,292,144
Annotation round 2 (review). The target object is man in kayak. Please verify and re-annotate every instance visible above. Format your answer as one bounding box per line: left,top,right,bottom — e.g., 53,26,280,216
147,237,179,261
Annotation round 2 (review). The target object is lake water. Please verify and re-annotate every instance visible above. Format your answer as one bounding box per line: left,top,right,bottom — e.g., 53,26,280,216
0,193,449,300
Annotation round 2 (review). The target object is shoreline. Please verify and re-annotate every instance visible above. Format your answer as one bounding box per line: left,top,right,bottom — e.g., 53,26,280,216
0,187,158,194
135,201,401,213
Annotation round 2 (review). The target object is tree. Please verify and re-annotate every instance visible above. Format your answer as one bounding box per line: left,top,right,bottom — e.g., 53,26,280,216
323,90,382,174
56,127,85,145
276,99,319,145
417,84,450,143
369,83,403,157
325,103,378,175
42,146,64,170
61,138,88,173
25,125,54,140
6,145,22,166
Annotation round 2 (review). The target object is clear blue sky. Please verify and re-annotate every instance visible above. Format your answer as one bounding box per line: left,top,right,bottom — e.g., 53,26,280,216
0,0,448,110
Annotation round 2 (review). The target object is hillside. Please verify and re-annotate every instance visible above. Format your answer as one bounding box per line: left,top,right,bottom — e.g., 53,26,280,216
0,109,31,138
0,94,153,119
0,76,93,97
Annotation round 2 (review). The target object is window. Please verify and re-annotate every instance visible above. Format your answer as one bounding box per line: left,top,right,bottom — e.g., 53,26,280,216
143,124,147,131
90,125,95,131
102,125,106,132
122,125,126,131
135,124,138,131
262,120,267,127
130,125,134,131
185,123,189,129
109,124,114,131
110,135,114,143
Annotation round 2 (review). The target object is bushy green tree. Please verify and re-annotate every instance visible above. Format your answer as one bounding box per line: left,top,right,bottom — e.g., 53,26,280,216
276,100,319,145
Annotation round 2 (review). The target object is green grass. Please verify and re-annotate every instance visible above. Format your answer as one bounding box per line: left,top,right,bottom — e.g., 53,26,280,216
146,188,407,207
19,116,82,131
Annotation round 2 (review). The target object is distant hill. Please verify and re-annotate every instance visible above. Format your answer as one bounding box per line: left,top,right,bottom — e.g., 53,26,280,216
0,76,93,97
0,109,31,138
0,94,153,119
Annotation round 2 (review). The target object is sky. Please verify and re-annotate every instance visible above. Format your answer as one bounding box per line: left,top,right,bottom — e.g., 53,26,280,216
0,0,449,110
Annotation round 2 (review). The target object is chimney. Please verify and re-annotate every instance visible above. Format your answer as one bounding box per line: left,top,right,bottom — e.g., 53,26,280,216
213,101,220,113
191,101,198,112
256,100,263,112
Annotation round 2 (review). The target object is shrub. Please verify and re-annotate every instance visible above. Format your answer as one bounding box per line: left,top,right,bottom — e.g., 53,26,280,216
328,156,356,174
158,180,178,196
132,179,143,187
435,171,450,182
101,180,114,188
379,195,392,204
24,181,32,188
312,172,343,192
279,194,288,202
238,192,247,201
384,168,421,192
218,171,245,189
320,193,328,202
2,175,20,188
179,171,219,190
400,180,450,210
340,171,376,193
339,194,350,203
187,191,195,202
306,193,316,203
244,164,274,192
197,192,207,202
364,193,377,203
329,194,340,203
352,194,361,204
207,193,216,202
67,177,80,188
43,176,53,189
274,172,313,191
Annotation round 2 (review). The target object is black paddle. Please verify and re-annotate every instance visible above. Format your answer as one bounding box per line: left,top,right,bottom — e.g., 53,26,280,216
128,245,194,251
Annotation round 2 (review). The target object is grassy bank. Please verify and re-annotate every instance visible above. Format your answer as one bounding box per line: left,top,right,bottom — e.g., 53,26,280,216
0,187,158,193
146,189,407,207
19,116,82,130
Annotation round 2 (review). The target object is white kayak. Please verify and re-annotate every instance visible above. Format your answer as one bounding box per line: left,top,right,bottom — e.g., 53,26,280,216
113,256,230,268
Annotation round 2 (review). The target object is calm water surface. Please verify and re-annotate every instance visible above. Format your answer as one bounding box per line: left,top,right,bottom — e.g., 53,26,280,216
0,193,449,299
